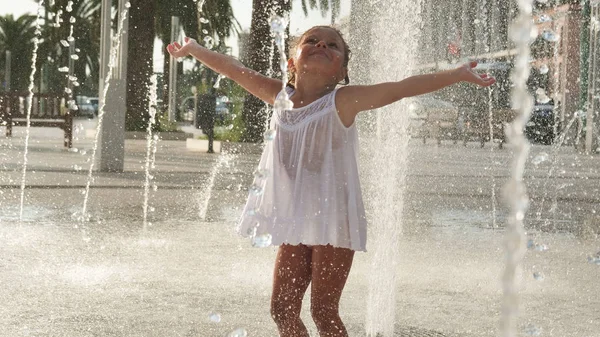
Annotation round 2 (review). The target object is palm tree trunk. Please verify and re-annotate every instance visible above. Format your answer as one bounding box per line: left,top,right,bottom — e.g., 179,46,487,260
126,0,156,131
241,0,290,143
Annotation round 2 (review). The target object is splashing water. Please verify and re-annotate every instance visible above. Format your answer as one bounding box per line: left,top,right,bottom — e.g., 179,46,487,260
208,312,221,323
270,15,293,112
501,1,534,336
213,74,224,89
362,1,422,336
19,2,45,221
194,0,206,13
197,153,236,220
243,14,292,247
535,112,580,221
143,75,159,231
483,2,498,228
81,3,131,223
226,328,248,337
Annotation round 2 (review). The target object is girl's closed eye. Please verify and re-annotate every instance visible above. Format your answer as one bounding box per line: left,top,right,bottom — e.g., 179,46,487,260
328,42,338,48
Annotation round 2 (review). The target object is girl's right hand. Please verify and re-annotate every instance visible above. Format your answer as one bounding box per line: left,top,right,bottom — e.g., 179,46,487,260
167,37,198,59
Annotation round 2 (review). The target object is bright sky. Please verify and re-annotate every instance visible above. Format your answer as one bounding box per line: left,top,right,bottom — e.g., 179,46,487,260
0,0,351,72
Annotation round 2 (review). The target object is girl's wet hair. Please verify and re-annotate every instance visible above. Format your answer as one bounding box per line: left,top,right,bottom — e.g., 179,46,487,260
287,26,351,88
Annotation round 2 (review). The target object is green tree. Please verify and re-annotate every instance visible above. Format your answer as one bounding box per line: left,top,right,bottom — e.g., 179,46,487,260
0,14,37,92
33,0,102,96
300,0,341,24
125,0,156,131
155,0,239,112
126,0,238,131
241,0,290,142
240,0,340,142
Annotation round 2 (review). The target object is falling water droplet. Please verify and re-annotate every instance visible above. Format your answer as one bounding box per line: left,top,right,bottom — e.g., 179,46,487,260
541,30,560,42
202,29,208,34
70,17,76,23
531,152,549,165
539,64,549,74
60,40,69,47
70,54,79,60
249,184,263,196
269,15,287,33
66,1,73,12
251,234,272,248
537,14,552,23
227,124,234,130
67,36,75,42
200,17,209,24
213,74,224,89
264,129,277,141
587,252,600,265
203,36,214,49
125,2,131,8
524,324,542,336
220,96,229,103
254,169,269,180
208,312,221,323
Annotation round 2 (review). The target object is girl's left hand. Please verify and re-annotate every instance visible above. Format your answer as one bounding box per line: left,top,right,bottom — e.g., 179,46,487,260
167,37,199,59
458,61,496,87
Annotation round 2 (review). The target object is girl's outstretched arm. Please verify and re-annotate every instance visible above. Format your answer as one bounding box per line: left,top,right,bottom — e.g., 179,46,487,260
167,37,283,104
336,61,495,123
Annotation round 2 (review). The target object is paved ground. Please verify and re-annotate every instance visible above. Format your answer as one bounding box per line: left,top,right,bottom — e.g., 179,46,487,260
0,119,598,337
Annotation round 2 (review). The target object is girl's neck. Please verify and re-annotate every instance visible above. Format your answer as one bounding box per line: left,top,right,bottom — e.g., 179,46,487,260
292,74,337,106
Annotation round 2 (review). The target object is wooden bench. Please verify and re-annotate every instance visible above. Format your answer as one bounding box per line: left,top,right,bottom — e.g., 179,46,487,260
0,92,74,148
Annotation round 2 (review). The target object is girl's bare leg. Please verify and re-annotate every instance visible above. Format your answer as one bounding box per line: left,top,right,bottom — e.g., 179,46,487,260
310,244,355,337
271,244,313,337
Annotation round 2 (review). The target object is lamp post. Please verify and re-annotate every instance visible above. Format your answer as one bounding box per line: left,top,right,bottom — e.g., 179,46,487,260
586,2,598,154
168,16,180,122
5,51,11,91
191,86,198,128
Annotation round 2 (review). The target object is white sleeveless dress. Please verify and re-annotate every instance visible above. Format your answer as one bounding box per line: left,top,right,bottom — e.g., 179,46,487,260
237,87,368,251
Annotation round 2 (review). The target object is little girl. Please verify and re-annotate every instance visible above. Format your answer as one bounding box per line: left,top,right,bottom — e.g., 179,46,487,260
168,25,494,337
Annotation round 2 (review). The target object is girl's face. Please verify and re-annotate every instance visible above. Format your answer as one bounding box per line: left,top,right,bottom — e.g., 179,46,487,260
291,27,347,84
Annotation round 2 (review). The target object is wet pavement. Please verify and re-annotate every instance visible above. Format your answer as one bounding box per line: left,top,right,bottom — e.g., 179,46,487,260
0,119,598,337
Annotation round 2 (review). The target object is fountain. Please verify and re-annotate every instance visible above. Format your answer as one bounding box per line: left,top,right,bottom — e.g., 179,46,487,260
1,1,599,337
18,1,45,220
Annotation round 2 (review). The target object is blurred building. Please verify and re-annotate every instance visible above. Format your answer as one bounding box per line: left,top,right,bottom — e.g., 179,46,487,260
417,0,585,145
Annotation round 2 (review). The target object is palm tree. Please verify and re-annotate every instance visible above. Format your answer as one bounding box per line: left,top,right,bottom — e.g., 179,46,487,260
155,0,239,113
125,0,156,131
32,0,102,96
300,0,341,24
240,0,290,142
0,14,37,92
240,0,340,142
125,0,238,131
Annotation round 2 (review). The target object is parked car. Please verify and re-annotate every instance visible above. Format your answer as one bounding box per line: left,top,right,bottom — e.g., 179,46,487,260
75,96,95,118
525,102,556,145
88,97,99,116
